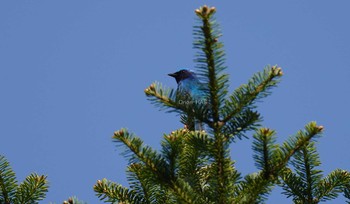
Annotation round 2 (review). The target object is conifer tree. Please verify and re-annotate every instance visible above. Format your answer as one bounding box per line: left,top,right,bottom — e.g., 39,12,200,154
94,5,350,204
0,155,49,204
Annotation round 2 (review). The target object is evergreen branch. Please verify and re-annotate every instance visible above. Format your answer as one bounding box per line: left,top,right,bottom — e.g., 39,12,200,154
210,133,238,203
94,178,144,203
127,163,177,203
210,157,240,203
126,160,178,203
128,163,176,203
237,123,322,203
172,178,211,204
152,187,175,204
315,169,350,202
165,129,223,203
233,172,274,204
222,65,283,124
304,145,315,203
114,129,206,203
113,129,170,182
162,130,187,177
280,168,308,203
127,158,209,204
178,130,213,195
177,130,239,203
194,5,228,124
278,123,324,203
127,163,154,204
222,109,261,141
212,135,226,203
145,82,177,112
145,82,212,125
14,174,49,204
292,142,323,203
233,129,279,203
0,155,17,204
275,122,323,172
252,128,278,177
344,184,350,203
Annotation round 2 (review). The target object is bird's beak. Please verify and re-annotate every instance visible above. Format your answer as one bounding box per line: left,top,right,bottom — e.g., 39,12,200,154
168,73,177,78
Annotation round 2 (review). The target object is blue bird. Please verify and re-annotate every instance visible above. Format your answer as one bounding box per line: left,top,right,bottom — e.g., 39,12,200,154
168,69,208,130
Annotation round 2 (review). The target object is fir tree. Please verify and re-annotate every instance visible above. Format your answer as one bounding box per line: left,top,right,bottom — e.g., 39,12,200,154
94,5,350,204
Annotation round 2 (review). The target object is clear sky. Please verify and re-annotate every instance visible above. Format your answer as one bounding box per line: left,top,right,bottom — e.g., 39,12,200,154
1,1,349,203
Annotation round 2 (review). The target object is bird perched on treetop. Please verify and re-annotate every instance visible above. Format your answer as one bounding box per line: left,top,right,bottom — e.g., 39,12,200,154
168,69,208,130
168,69,207,104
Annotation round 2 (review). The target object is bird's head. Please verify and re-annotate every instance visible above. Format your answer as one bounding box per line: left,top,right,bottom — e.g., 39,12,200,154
168,69,196,84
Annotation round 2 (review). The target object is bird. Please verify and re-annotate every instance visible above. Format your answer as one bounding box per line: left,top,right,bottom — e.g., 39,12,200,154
168,69,208,130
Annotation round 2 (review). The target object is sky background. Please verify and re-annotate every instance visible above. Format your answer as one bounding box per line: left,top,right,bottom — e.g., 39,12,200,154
1,1,350,203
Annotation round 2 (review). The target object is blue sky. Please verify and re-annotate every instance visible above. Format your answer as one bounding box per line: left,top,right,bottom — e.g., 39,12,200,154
1,1,349,203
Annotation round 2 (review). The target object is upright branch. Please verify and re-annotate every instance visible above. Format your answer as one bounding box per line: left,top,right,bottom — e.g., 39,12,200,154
194,6,232,203
194,5,228,127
